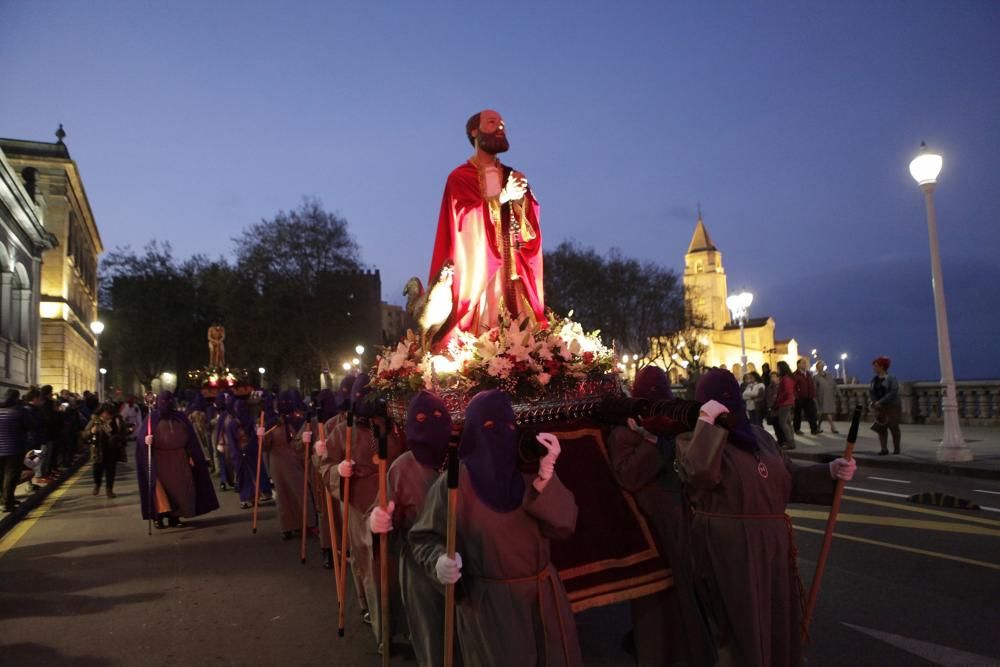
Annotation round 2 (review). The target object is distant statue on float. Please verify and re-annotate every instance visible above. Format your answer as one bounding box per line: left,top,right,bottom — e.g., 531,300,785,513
422,109,545,350
208,324,226,368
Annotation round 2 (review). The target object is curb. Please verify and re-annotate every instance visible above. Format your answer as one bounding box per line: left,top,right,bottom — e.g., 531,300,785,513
786,451,1000,481
0,455,87,540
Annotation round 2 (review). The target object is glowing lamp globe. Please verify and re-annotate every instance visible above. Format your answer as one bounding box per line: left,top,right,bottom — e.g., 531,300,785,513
90,320,105,336
909,143,942,186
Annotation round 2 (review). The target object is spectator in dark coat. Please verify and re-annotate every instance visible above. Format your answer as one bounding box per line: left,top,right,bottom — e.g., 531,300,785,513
0,389,29,512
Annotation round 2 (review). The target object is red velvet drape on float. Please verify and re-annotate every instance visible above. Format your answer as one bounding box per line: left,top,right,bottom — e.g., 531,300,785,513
524,419,672,611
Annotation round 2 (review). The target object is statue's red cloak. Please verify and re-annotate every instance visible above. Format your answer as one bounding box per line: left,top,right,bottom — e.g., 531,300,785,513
428,161,544,348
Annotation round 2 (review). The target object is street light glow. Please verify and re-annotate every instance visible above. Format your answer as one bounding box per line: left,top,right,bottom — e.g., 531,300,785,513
342,362,352,371
352,358,360,366
90,320,105,335
909,142,943,186
355,344,365,355
99,368,107,375
258,367,266,374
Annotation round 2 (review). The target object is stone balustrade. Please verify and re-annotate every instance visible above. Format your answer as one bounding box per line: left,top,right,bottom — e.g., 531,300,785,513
833,381,1000,425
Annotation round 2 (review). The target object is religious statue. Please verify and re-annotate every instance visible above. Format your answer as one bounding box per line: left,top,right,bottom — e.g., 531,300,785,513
208,324,226,368
426,109,544,349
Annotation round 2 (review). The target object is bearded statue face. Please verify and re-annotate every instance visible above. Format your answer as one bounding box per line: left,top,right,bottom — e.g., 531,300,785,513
474,109,509,154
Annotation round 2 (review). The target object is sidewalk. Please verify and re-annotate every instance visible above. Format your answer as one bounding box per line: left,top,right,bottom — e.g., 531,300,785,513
783,419,1000,480
0,453,88,539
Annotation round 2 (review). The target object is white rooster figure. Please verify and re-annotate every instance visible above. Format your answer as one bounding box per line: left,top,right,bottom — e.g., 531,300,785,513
403,261,454,353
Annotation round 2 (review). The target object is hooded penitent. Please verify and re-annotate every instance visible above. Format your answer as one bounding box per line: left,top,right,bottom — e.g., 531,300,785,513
632,365,674,401
277,389,305,433
156,391,178,419
405,390,452,470
351,374,384,418
337,375,355,412
695,368,758,451
458,390,524,513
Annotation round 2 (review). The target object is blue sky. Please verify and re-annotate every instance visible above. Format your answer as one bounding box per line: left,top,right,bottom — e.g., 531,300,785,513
2,1,998,380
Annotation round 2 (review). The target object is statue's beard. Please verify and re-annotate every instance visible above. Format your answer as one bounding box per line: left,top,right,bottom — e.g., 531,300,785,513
477,130,509,155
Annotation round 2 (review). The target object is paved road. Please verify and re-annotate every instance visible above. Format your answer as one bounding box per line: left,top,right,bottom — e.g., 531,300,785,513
1,460,998,665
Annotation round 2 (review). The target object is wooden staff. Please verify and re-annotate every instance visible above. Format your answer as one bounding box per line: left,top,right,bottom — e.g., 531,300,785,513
337,411,354,638
144,391,156,536
803,406,861,632
251,409,265,534
300,415,314,564
443,436,460,667
319,421,344,615
376,423,390,666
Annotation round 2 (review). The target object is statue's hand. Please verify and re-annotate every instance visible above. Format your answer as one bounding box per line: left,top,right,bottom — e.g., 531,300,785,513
499,171,528,204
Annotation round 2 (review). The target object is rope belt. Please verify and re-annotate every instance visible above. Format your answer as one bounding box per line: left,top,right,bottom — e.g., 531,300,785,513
480,564,572,666
691,509,809,641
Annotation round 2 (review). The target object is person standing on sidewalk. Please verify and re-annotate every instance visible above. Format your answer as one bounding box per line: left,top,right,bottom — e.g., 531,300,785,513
792,358,820,435
0,389,29,512
813,361,840,435
869,356,902,455
85,403,127,498
774,361,797,449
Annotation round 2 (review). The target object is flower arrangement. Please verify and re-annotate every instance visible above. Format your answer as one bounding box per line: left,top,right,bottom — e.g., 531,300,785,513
371,311,618,405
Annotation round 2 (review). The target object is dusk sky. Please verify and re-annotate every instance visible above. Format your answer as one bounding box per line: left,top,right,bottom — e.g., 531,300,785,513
2,2,998,380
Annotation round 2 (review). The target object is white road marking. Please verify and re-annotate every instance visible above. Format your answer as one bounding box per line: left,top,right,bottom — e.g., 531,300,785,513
842,622,1000,666
982,506,1000,514
867,476,911,484
974,489,1000,496
845,485,909,499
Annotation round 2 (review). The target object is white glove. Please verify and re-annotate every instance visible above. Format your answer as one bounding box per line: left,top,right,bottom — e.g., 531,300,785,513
314,439,327,458
368,501,395,534
699,399,730,425
435,552,463,584
256,426,265,440
216,444,225,453
302,430,313,444
536,433,561,481
829,457,857,481
144,435,153,446
337,460,355,478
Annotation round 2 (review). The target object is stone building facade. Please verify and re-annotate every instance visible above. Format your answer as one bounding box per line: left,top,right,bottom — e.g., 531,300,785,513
0,131,103,394
0,147,58,391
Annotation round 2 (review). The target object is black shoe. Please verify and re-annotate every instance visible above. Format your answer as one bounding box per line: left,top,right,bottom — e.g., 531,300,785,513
240,501,251,509
167,516,186,528
282,531,294,541
794,430,804,436
322,549,333,569
878,450,889,456
2,505,14,513
812,429,823,435
219,482,228,491
154,518,166,529
893,448,901,455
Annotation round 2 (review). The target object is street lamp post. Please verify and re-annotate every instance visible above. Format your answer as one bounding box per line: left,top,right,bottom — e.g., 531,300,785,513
840,353,848,383
90,320,105,399
726,291,754,373
909,142,972,462
258,367,266,389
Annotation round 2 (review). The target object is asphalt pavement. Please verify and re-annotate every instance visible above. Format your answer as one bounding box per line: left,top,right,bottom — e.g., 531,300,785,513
1,442,998,666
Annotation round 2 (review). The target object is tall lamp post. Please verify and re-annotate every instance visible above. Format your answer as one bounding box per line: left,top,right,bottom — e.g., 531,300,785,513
258,367,266,389
90,320,105,399
909,142,972,462
840,353,848,383
726,291,754,372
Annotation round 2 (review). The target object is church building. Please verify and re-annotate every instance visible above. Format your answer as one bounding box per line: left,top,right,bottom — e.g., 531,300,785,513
652,212,799,382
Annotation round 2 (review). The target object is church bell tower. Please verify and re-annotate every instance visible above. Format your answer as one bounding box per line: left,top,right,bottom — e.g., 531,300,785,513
683,209,730,331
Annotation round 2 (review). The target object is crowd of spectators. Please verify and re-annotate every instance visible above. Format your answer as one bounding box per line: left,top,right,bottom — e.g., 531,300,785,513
0,386,146,513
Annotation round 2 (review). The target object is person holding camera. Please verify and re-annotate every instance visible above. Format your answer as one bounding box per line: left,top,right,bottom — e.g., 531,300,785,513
86,403,127,498
869,356,901,455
